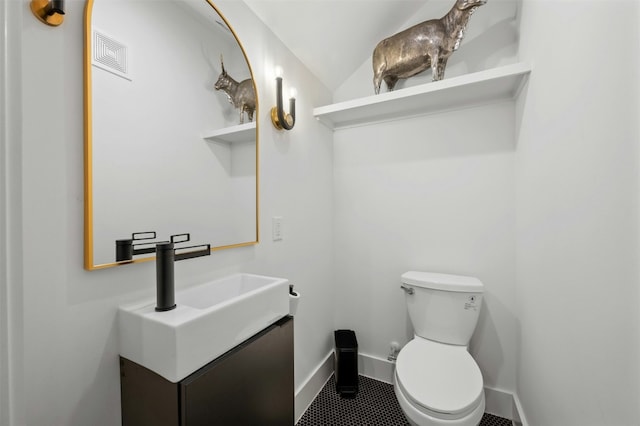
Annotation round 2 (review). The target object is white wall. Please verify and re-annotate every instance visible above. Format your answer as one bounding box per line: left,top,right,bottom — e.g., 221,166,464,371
515,1,640,425
331,0,522,398
333,101,518,394
1,2,25,425
4,0,334,425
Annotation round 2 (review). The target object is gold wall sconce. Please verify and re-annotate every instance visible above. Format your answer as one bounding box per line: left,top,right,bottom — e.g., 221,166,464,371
270,67,296,131
30,0,65,27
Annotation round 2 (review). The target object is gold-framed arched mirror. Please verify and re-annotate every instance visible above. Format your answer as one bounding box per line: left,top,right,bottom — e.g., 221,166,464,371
84,0,258,270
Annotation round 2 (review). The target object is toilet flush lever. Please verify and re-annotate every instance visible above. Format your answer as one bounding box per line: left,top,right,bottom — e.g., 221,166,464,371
400,284,414,295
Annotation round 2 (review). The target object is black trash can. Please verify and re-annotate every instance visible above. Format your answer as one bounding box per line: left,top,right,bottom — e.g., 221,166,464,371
334,329,358,398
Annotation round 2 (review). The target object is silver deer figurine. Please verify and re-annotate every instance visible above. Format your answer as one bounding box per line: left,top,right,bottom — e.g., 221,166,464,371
214,55,256,124
372,0,487,94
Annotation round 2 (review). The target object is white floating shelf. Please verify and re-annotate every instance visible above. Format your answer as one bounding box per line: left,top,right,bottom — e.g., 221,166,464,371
203,121,256,143
313,62,531,130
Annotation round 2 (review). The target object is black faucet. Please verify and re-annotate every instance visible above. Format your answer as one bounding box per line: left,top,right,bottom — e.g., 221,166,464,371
115,231,166,262
155,233,211,312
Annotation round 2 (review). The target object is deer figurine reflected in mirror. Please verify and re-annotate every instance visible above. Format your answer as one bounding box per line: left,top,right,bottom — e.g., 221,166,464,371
214,55,256,124
373,0,487,94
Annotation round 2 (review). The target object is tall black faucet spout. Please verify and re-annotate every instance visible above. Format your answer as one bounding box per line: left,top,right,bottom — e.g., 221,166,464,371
155,239,211,312
156,242,177,311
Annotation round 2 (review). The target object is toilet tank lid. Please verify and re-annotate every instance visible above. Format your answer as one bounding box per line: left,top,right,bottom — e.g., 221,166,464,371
401,271,483,292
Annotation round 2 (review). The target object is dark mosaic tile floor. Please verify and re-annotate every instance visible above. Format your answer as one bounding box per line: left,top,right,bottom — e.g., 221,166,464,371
296,374,512,426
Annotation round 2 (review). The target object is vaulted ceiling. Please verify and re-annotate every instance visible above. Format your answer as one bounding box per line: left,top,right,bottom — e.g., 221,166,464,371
245,1,519,93
244,1,519,93
244,0,433,91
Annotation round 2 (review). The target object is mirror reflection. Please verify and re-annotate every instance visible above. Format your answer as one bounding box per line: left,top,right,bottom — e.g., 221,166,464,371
85,0,258,270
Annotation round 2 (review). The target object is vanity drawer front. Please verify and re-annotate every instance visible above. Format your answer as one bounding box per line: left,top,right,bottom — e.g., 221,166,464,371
180,316,294,425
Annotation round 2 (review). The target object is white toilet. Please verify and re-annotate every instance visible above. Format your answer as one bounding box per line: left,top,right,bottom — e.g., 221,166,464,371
394,271,485,426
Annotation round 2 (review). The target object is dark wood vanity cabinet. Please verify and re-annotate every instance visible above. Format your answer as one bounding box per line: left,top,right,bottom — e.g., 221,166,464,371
120,316,294,426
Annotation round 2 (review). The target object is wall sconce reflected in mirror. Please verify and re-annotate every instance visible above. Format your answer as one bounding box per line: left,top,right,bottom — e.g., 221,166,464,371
270,66,296,131
30,0,65,27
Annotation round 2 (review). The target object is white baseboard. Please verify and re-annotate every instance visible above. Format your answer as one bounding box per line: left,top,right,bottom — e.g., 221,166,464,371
511,392,529,426
358,352,395,384
294,351,334,423
483,387,514,420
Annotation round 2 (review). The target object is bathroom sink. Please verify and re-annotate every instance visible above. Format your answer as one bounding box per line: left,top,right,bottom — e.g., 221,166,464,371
118,273,289,383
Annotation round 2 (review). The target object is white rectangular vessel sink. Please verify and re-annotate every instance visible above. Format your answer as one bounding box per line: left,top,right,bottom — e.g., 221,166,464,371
118,273,289,383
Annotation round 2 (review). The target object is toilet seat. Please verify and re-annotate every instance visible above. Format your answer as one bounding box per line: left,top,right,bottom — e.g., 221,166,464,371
395,338,484,417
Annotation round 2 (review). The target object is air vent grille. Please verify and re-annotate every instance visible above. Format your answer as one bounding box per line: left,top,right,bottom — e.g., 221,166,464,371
92,30,131,80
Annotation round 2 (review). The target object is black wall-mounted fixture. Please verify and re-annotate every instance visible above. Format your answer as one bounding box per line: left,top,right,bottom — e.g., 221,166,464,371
270,66,296,131
30,0,65,27
156,234,211,312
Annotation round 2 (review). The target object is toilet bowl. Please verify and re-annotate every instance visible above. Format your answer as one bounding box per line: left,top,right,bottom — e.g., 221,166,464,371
395,271,486,426
394,338,484,426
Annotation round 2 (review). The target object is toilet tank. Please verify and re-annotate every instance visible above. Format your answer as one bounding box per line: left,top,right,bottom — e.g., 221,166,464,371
401,271,484,346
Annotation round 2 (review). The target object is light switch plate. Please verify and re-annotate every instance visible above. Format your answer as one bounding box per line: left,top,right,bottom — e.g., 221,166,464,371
272,216,283,241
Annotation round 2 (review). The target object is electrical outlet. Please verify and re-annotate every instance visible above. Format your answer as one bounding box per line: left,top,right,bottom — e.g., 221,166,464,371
272,216,283,241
